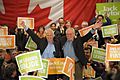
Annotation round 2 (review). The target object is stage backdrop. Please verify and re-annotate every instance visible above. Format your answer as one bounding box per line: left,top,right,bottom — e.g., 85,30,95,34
0,0,105,30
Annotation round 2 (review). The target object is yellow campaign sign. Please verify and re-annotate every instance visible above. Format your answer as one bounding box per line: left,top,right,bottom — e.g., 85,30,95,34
48,58,65,75
0,27,8,35
17,17,34,29
0,35,15,49
62,57,75,77
83,63,95,78
106,43,120,61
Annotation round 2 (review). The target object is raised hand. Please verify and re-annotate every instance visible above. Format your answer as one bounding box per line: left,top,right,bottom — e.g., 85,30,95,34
20,21,26,28
95,10,98,18
104,11,110,18
93,20,103,29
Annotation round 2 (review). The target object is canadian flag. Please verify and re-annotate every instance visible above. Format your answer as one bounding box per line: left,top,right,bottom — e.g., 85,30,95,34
0,0,105,30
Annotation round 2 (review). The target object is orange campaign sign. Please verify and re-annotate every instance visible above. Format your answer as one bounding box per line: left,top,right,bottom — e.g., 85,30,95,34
106,43,120,61
83,63,95,78
48,58,65,75
0,27,8,35
70,67,75,80
62,57,75,77
0,35,15,49
79,25,94,37
17,17,34,29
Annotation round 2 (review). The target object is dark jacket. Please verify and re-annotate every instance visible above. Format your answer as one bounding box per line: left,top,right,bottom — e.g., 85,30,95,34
60,30,94,67
90,17,111,26
15,29,28,51
26,28,61,58
57,26,67,37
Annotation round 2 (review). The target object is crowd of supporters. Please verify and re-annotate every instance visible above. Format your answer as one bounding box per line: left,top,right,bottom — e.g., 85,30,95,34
0,11,120,80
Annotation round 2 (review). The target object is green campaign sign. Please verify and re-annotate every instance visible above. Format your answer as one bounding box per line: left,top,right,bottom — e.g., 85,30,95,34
91,47,106,63
37,59,49,78
101,24,118,37
15,50,43,74
96,2,120,24
19,76,45,80
25,37,37,50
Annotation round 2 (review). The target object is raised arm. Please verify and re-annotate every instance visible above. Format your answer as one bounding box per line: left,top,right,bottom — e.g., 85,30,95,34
20,21,41,45
81,21,103,43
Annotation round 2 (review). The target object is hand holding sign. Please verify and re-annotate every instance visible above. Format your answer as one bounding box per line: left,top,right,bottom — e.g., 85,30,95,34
93,21,103,30
20,21,26,28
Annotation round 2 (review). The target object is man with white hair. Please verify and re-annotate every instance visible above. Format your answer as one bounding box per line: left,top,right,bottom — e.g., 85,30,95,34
60,21,102,80
21,21,61,58
21,22,65,80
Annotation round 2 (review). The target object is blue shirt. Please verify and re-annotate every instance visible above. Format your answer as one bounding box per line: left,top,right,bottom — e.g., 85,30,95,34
63,41,79,62
42,43,55,58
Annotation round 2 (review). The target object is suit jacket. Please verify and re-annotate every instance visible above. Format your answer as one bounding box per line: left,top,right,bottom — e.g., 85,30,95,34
26,28,61,58
60,31,93,67
57,26,67,37
90,17,111,26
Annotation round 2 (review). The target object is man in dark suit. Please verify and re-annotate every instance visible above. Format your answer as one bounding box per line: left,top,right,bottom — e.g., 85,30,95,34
21,21,64,80
60,21,102,80
20,21,62,58
25,28,61,58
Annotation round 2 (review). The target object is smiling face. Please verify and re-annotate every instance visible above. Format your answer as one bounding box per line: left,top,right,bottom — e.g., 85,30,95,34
66,28,75,41
50,23,56,31
96,15,104,23
65,21,71,28
84,49,91,60
45,29,54,43
38,27,45,35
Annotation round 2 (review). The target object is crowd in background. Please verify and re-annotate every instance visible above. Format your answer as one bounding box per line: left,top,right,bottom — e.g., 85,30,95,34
0,10,120,80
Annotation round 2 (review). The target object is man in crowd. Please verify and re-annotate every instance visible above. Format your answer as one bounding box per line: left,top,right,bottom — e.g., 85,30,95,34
22,23,62,58
60,21,102,80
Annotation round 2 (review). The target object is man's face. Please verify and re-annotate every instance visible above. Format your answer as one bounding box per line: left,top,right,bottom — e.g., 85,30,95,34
51,24,56,31
59,18,64,24
59,19,64,27
12,52,18,58
38,28,44,34
96,16,103,22
66,29,74,41
46,31,54,43
65,22,71,28
84,49,91,60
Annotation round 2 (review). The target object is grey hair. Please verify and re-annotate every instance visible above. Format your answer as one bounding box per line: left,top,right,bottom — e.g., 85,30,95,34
81,21,88,26
45,28,55,37
66,28,75,35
